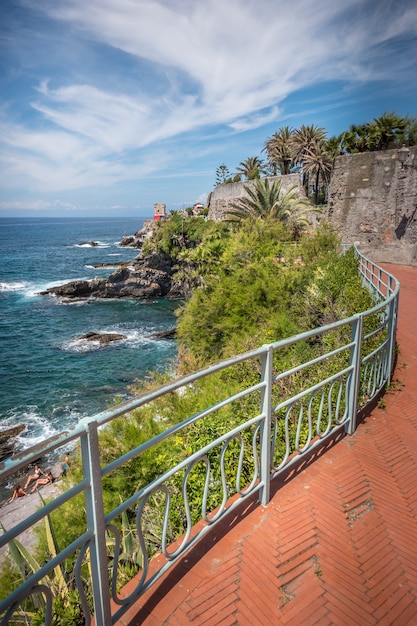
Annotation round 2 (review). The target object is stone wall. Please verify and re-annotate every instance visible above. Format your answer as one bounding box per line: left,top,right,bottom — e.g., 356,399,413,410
207,151,417,266
207,173,303,221
327,148,417,265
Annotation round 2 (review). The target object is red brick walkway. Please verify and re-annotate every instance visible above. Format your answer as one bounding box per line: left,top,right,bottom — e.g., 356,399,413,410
118,264,417,626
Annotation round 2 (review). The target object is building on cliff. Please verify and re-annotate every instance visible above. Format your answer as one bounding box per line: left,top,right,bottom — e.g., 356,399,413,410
153,203,166,220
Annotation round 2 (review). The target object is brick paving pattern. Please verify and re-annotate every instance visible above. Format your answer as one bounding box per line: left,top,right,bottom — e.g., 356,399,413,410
117,263,417,626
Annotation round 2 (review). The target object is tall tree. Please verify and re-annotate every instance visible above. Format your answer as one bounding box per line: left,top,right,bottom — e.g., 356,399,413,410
263,127,294,175
289,125,327,195
326,135,344,158
236,156,265,180
302,140,333,205
368,111,407,150
215,164,231,186
404,116,417,146
340,124,370,153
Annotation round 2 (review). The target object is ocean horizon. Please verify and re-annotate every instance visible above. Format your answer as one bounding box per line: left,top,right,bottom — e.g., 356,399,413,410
0,216,178,457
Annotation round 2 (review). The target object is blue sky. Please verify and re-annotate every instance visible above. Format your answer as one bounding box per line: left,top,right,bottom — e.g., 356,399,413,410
1,0,417,218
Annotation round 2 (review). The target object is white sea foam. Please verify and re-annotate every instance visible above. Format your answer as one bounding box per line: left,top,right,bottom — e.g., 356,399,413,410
108,253,122,256
0,281,30,292
2,408,56,451
60,324,174,354
26,277,90,298
2,406,83,453
62,337,105,352
62,331,128,353
111,326,175,349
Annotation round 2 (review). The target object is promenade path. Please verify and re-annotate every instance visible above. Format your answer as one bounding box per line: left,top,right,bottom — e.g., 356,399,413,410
117,263,417,626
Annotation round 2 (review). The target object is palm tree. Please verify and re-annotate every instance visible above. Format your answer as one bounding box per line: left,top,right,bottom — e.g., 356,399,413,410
340,124,369,153
368,112,407,150
263,127,294,175
289,125,327,195
290,125,327,162
326,135,344,157
236,156,265,180
227,178,317,237
302,140,333,205
404,116,417,146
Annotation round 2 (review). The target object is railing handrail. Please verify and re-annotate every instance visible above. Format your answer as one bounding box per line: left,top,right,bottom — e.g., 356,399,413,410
0,246,400,625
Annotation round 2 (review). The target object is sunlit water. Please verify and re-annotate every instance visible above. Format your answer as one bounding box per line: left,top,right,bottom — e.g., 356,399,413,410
0,217,178,456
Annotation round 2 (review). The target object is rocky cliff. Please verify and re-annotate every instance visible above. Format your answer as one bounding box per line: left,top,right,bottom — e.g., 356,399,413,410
41,252,185,300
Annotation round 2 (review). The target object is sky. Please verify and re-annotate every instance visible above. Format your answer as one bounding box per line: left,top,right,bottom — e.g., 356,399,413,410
1,0,417,218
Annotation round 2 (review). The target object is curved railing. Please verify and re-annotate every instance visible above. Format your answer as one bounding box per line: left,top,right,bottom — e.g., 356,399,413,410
0,248,399,625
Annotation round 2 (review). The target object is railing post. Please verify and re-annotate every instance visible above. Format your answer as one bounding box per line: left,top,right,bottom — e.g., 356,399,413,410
81,422,112,625
386,285,399,382
259,346,273,506
346,315,363,435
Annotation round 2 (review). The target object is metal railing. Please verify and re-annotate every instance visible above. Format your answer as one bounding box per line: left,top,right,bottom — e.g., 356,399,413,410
0,247,399,625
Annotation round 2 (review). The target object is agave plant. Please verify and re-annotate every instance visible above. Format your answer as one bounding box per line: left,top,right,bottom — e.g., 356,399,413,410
1,510,72,624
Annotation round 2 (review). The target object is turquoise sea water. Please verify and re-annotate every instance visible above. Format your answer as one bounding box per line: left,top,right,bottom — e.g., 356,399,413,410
0,217,178,453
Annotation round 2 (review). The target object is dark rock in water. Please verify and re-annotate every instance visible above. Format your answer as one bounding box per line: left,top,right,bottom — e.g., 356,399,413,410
119,223,154,248
78,332,127,345
92,261,129,269
40,251,176,300
149,328,177,339
79,241,99,247
119,235,138,247
41,278,105,298
0,424,25,443
0,424,25,463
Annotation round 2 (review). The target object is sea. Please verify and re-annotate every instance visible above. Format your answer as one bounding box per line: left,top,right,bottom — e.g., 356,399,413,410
0,217,179,456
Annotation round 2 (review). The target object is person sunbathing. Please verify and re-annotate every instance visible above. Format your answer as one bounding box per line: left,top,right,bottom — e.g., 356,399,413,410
8,485,27,502
24,464,46,489
30,472,54,493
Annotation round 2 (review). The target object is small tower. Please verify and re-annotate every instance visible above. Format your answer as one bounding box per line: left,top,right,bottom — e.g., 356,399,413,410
153,203,166,221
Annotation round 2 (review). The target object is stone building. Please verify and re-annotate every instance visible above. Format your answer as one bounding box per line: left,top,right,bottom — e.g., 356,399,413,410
193,203,205,215
153,203,166,221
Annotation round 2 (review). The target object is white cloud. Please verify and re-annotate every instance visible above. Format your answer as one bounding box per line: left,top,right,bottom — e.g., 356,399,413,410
1,0,417,199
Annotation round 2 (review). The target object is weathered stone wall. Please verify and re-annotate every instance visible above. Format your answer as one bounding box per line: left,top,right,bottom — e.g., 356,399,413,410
207,173,303,221
207,151,417,266
327,148,417,265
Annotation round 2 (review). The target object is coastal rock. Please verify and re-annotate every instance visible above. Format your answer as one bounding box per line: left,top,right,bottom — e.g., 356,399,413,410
149,328,177,339
0,424,25,443
119,222,155,248
78,332,127,345
0,463,67,558
92,261,129,269
119,235,137,247
78,241,99,247
42,278,105,298
41,251,178,300
0,424,25,463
